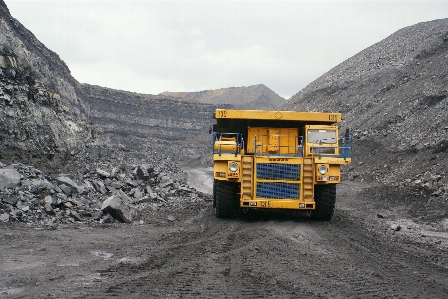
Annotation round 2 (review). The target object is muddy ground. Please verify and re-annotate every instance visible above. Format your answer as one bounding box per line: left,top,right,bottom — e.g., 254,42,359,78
1,168,448,299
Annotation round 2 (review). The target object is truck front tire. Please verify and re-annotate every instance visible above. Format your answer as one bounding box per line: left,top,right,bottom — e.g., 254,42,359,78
213,179,217,207
310,184,336,221
214,180,239,218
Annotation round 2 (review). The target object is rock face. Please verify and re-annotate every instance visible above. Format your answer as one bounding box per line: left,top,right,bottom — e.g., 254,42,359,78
0,0,91,170
82,84,219,141
161,84,285,110
280,19,448,195
82,84,230,164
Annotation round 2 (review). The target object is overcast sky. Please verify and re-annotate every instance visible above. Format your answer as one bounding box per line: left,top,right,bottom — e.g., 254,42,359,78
5,0,448,99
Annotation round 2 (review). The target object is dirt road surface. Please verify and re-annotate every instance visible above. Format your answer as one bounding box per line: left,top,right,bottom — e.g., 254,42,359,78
185,167,214,195
1,168,447,298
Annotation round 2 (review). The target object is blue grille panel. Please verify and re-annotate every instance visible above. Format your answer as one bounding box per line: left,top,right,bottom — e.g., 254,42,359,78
256,163,301,180
256,182,301,199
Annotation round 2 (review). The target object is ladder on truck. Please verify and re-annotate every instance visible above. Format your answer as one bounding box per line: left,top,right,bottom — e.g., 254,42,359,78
302,157,314,199
241,156,254,200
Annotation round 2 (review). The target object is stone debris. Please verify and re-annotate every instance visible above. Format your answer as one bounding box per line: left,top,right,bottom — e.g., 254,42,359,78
43,195,54,214
391,224,401,232
56,176,82,194
101,195,133,223
118,189,132,205
96,168,111,178
59,184,72,197
0,160,208,225
0,168,21,190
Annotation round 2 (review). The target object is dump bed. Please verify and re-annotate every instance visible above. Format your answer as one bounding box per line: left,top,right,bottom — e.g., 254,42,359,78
215,109,341,123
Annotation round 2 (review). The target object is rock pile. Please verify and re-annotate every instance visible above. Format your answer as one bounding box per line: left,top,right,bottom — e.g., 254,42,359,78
281,19,448,195
344,129,448,201
0,158,208,226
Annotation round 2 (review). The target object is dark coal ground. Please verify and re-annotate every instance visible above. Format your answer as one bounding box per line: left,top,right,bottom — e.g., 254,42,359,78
1,176,448,299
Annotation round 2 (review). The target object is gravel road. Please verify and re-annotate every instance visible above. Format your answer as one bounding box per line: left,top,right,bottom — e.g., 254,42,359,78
1,169,447,299
185,167,214,194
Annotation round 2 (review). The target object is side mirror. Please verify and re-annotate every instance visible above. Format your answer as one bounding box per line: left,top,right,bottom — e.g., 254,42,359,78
345,128,352,137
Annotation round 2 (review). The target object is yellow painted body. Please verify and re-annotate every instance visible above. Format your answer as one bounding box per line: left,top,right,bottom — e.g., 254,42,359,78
247,127,299,155
212,109,351,211
215,109,341,123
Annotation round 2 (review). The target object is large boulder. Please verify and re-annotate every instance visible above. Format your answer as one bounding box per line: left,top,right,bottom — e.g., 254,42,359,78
101,195,133,223
0,168,21,190
56,176,82,194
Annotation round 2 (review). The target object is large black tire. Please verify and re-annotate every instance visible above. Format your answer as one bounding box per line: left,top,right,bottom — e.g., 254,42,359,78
213,179,217,208
214,180,239,218
310,184,336,221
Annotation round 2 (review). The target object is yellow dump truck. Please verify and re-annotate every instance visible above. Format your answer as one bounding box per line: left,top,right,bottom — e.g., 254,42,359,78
211,109,352,220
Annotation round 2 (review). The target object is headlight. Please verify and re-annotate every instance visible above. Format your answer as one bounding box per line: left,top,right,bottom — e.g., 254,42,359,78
318,165,328,175
229,162,239,172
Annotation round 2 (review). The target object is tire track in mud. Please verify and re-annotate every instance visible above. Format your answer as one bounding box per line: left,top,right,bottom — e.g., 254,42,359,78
266,212,448,298
101,216,276,298
97,205,448,298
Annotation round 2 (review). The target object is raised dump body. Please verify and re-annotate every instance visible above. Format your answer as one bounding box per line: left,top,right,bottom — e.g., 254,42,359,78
211,109,352,220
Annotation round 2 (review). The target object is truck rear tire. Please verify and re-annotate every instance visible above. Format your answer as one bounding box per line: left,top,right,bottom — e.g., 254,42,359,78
214,180,239,218
310,184,336,221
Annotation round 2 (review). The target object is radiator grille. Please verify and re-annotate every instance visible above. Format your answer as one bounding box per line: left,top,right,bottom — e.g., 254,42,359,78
256,182,300,199
311,147,336,155
256,163,301,180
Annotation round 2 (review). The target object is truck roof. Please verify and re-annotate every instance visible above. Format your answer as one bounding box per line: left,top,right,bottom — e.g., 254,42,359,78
215,109,341,123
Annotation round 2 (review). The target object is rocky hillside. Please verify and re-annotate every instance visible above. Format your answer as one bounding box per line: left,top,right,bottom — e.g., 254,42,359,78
82,84,230,164
281,19,448,196
0,1,91,170
0,0,220,169
161,84,284,110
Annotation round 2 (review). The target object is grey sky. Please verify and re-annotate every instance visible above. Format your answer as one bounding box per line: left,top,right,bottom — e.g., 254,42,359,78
5,0,448,99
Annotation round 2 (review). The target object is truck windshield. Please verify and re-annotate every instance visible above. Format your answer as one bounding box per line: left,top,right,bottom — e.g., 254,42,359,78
307,129,337,144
